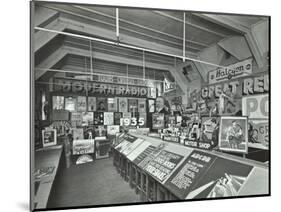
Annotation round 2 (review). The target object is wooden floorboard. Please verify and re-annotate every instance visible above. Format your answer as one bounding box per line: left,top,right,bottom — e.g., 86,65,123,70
47,157,141,208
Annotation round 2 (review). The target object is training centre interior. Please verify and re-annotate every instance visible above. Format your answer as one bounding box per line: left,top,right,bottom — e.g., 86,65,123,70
31,1,270,211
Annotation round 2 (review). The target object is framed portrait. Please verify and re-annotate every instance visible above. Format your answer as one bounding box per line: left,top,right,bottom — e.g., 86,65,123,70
42,129,57,148
219,116,248,154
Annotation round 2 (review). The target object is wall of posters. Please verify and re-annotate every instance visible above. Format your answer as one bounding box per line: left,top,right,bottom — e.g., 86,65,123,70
219,116,248,153
118,98,128,113
242,94,269,119
88,97,96,111
103,112,114,125
77,96,87,112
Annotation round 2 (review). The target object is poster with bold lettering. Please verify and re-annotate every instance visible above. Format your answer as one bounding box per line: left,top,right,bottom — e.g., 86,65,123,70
143,150,184,183
248,119,269,150
242,94,269,119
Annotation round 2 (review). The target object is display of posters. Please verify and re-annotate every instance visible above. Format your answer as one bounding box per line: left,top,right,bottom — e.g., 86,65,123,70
242,94,269,119
148,99,155,113
72,139,95,155
108,98,117,112
97,97,107,111
107,125,120,135
65,97,77,112
152,113,165,129
42,129,57,147
94,112,104,125
248,119,269,150
103,112,114,125
73,128,84,140
138,99,147,113
199,116,220,148
52,96,64,110
185,157,253,199
118,98,128,113
114,112,122,125
144,150,184,183
77,96,87,112
82,112,94,126
71,112,83,127
94,125,107,137
208,59,253,84
219,116,248,154
88,97,96,111
164,151,216,199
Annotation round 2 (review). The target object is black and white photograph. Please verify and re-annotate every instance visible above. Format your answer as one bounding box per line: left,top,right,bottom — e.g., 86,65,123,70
29,0,270,211
219,116,248,153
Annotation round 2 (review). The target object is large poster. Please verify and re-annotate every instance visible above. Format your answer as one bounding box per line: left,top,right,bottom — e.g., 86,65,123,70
72,139,95,155
242,94,269,119
248,119,269,150
143,150,184,183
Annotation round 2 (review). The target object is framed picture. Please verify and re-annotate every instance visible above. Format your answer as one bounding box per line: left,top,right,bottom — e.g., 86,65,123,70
219,116,248,154
42,129,57,147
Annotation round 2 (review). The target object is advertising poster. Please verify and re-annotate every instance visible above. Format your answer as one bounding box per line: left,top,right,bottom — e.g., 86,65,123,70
199,116,220,148
52,96,64,110
71,112,83,127
138,99,147,113
185,157,253,199
82,112,94,126
143,150,184,183
107,125,120,135
97,97,108,111
72,139,95,155
219,116,248,154
83,127,95,139
93,112,104,125
248,119,269,150
65,97,77,112
88,97,96,111
118,97,128,113
128,98,138,113
114,112,122,125
164,151,217,199
152,113,165,129
107,98,117,112
95,139,111,159
103,112,114,125
77,96,87,112
242,94,269,119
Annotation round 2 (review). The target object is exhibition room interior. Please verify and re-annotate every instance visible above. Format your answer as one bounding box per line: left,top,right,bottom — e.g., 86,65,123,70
31,1,270,211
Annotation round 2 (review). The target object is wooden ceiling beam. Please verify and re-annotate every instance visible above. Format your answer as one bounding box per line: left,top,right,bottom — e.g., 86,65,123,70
153,11,229,38
193,14,264,68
